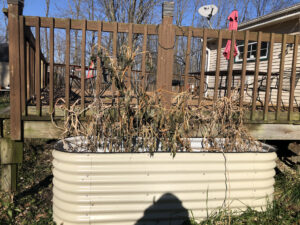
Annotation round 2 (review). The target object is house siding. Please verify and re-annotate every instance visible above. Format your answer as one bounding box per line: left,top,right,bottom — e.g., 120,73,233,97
206,43,300,108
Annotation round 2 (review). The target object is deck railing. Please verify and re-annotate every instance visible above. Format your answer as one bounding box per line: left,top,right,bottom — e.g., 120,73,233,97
2,0,300,193
7,1,300,141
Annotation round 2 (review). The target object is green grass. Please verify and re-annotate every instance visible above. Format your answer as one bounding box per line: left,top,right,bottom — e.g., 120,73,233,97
0,139,299,224
192,171,300,225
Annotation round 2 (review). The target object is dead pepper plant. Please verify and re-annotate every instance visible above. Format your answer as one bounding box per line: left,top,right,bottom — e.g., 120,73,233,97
52,45,261,154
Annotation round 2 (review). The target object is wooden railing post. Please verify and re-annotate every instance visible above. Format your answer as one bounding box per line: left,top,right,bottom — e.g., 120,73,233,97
3,0,24,192
8,0,23,139
156,2,175,102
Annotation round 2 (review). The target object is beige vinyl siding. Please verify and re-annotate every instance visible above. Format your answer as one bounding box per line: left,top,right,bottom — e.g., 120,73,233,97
206,43,300,108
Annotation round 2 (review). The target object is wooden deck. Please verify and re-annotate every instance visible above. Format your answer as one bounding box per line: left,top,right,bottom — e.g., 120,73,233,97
1,0,300,192
0,105,299,140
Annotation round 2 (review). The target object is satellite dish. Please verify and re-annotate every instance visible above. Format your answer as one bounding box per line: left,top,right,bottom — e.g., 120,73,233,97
198,4,218,21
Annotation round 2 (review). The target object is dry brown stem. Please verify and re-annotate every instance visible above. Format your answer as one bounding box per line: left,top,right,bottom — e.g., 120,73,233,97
52,46,260,154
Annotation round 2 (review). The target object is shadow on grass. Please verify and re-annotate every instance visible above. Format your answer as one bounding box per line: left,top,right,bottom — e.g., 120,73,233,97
14,175,53,204
135,193,192,225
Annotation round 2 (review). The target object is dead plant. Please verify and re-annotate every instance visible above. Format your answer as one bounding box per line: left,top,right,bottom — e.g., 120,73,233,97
52,45,261,154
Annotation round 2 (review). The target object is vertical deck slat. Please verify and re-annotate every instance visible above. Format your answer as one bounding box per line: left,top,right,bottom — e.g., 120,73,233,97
49,18,54,114
26,42,30,100
250,31,262,120
239,30,249,106
35,17,41,116
65,19,71,110
141,25,147,90
213,30,222,101
127,23,133,89
43,63,46,87
288,35,299,121
31,46,35,97
276,34,287,120
112,22,118,94
81,20,86,111
96,21,102,98
263,33,275,121
30,45,34,97
43,62,46,87
184,27,192,91
227,30,236,97
19,16,27,115
198,29,207,104
41,61,44,89
8,5,22,141
45,63,47,87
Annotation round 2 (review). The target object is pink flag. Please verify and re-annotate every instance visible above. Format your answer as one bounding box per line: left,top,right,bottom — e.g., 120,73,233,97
223,10,238,60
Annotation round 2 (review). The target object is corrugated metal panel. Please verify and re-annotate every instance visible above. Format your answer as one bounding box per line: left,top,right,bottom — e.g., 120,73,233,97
52,147,276,225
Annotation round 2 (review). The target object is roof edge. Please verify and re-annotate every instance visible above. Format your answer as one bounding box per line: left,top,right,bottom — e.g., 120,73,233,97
238,3,300,30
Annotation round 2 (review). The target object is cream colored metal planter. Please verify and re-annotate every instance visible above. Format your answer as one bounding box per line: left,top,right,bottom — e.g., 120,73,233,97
52,141,276,225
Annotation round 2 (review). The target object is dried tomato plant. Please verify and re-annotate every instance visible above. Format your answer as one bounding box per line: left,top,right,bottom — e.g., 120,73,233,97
52,46,260,154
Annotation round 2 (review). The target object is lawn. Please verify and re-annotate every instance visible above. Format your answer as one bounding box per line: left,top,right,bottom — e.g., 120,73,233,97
0,139,299,225
0,139,54,225
196,169,300,225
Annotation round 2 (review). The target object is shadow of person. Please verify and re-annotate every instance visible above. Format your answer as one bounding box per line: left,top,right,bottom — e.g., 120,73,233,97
135,193,192,225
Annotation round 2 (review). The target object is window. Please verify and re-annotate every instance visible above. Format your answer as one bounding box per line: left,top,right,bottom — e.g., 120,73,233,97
235,42,269,62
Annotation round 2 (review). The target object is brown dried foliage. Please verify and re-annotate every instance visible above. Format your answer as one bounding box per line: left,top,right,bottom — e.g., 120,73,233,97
52,46,260,154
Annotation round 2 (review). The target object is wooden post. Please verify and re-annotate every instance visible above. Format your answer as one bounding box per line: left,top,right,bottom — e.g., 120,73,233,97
251,31,262,120
4,0,24,192
112,23,117,95
213,30,223,101
8,0,23,140
35,17,41,116
288,35,299,121
141,25,148,90
276,34,287,121
240,31,249,107
65,19,71,110
49,18,54,114
184,27,192,91
31,45,35,98
0,138,23,192
263,33,275,121
81,20,86,112
227,30,236,97
156,2,175,103
19,16,27,116
41,60,44,89
95,21,102,98
127,23,133,89
198,29,207,104
26,42,30,101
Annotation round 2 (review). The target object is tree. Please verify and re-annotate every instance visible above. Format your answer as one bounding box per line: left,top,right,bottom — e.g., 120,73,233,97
44,0,50,61
251,0,295,18
189,0,296,29
97,0,162,24
67,0,83,65
0,0,8,43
